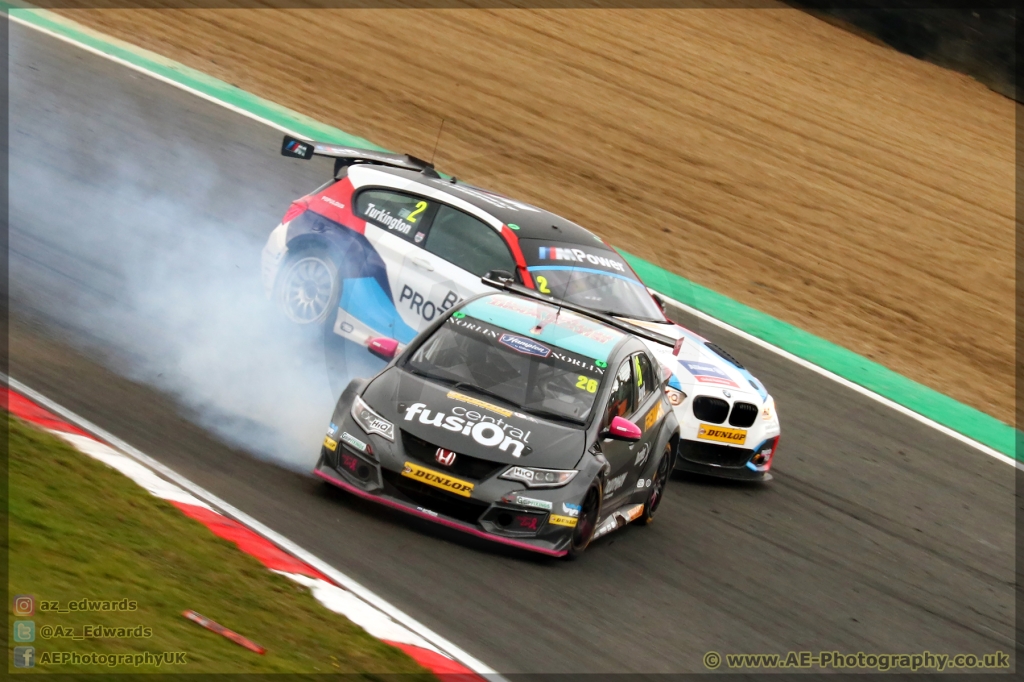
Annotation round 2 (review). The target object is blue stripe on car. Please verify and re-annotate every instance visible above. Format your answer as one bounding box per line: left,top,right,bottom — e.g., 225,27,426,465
339,277,418,344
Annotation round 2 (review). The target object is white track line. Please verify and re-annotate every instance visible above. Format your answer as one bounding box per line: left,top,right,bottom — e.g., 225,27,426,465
4,374,504,680
654,291,1021,470
7,11,1015,468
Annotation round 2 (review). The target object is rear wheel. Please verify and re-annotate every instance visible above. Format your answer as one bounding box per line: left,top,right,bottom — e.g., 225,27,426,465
565,482,601,560
640,444,672,524
275,248,342,326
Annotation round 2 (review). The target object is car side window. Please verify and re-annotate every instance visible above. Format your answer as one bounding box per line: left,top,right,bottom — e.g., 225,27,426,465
424,205,516,277
634,353,655,403
604,359,635,426
355,189,435,244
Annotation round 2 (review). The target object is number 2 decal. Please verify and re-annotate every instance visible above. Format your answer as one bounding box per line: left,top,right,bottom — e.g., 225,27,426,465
536,275,551,294
576,375,598,393
407,201,428,223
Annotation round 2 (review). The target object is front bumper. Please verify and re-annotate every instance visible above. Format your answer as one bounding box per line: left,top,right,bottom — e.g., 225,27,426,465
314,438,579,557
673,437,775,481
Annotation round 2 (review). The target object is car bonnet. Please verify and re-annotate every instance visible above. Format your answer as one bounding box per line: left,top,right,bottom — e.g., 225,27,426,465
363,370,587,469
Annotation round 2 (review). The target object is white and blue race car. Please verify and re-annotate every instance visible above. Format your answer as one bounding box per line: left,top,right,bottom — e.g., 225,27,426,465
262,136,781,480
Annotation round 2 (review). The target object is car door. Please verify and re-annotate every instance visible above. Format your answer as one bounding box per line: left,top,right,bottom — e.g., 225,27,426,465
630,352,663,481
598,358,638,505
350,188,438,342
395,203,518,334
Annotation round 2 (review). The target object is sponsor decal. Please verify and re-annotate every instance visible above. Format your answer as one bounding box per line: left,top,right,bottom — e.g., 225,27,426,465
448,391,513,417
435,447,457,467
644,403,663,431
400,285,459,322
414,231,425,243
697,424,747,445
681,361,739,388
283,139,310,157
401,461,475,497
499,333,551,357
603,472,627,498
592,504,645,540
403,403,531,457
417,506,439,517
517,515,540,530
319,195,346,210
646,479,652,488
636,479,645,488
328,422,340,436
562,502,581,517
537,246,626,272
363,202,412,234
323,435,338,451
549,514,578,528
762,404,774,420
634,442,651,468
340,431,368,453
340,452,361,474
502,493,553,511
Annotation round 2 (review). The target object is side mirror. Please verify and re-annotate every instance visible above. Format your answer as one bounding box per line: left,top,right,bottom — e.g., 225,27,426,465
367,337,399,361
602,416,642,442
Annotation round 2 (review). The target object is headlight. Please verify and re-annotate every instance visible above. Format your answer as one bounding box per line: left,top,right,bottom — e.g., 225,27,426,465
500,466,578,489
665,387,686,406
351,394,394,441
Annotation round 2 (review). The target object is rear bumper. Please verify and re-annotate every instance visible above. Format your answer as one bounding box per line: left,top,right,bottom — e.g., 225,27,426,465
314,458,569,558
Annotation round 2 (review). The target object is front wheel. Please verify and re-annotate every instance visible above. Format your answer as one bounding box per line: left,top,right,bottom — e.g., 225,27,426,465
639,444,672,524
275,248,342,326
565,482,602,560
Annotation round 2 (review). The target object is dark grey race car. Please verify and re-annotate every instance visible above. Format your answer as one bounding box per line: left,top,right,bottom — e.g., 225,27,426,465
314,281,681,558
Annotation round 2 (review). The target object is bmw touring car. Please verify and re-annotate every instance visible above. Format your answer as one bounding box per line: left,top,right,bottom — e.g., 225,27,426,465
313,286,681,558
265,136,780,481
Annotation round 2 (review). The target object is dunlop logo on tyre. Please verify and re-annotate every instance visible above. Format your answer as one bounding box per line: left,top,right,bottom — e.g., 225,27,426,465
401,462,475,497
696,425,747,445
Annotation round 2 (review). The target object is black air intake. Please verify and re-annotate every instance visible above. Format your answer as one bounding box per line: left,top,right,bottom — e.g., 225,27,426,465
729,402,759,428
693,397,729,424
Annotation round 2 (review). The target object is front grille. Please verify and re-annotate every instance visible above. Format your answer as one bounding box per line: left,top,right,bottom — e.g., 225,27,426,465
693,397,729,424
401,430,506,481
679,440,753,468
729,402,759,427
381,469,490,525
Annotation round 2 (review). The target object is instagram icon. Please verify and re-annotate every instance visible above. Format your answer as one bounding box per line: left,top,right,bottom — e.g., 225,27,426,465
13,595,35,616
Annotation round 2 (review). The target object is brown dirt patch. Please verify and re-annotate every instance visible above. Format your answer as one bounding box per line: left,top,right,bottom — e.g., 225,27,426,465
56,7,1015,424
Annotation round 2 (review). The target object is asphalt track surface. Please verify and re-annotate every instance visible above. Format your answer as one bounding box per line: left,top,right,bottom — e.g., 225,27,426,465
7,20,1017,673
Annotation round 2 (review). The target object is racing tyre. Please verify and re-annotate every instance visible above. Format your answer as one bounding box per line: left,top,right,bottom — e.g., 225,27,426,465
639,444,672,525
565,482,602,560
275,248,342,326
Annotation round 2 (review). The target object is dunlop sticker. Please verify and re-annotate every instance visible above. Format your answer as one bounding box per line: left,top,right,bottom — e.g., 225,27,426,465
401,462,475,498
549,514,578,528
323,436,338,451
697,425,747,445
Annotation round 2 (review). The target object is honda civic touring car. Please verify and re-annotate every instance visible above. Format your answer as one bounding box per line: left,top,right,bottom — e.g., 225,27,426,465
313,286,681,558
265,136,780,481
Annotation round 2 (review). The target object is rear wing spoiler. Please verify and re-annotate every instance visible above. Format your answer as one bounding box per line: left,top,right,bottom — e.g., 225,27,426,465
281,135,440,178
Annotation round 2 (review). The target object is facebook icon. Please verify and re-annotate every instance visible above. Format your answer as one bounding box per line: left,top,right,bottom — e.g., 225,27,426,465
14,646,35,668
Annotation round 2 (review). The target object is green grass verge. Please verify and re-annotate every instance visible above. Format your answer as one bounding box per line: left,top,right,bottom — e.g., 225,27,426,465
7,416,436,676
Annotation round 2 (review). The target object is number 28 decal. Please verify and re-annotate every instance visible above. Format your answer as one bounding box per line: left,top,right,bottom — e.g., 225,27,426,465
576,375,598,393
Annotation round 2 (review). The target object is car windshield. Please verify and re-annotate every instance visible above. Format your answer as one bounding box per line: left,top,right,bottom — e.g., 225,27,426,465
404,312,610,424
519,239,666,322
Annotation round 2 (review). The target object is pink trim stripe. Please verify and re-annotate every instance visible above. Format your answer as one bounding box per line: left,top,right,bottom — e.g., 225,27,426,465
314,468,569,558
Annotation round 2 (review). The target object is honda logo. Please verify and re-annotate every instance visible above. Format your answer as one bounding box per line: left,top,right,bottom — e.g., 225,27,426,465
435,448,457,467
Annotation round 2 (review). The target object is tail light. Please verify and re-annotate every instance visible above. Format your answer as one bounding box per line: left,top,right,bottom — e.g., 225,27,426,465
281,200,308,224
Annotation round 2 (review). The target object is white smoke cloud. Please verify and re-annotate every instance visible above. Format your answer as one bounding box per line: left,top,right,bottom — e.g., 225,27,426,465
9,69,383,470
